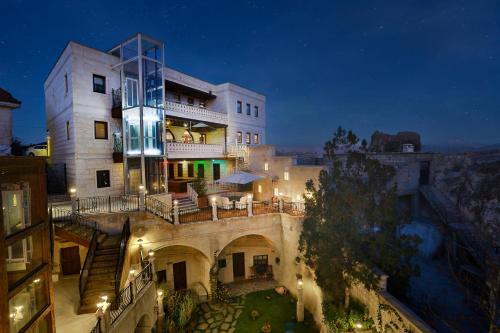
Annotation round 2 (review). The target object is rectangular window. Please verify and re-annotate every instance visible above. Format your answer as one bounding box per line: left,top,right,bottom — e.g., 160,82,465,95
64,73,68,94
188,164,194,177
236,101,242,113
7,233,44,289
94,121,108,139
253,133,259,144
9,276,49,332
245,132,251,144
254,105,258,117
218,259,227,268
246,103,251,115
258,184,262,193
96,170,110,188
187,97,194,106
253,255,268,266
284,171,290,181
66,121,70,141
264,162,269,171
197,164,205,178
177,164,183,177
237,131,242,144
273,188,279,196
93,74,106,94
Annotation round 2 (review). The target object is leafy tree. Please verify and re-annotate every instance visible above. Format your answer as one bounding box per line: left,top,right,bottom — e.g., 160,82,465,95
10,137,25,156
299,127,420,309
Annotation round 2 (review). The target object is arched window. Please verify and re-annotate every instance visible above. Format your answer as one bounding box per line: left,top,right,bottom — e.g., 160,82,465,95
166,129,175,143
182,130,193,143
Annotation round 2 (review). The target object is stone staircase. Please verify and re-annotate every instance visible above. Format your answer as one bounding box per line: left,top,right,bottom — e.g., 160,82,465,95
177,195,199,213
79,235,121,314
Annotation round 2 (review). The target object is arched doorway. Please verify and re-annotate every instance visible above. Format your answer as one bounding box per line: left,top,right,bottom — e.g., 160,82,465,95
154,245,210,295
216,234,279,284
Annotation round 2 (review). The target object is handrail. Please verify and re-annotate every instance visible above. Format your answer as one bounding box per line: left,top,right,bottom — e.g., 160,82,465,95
114,218,131,294
186,183,198,204
145,195,173,221
79,229,98,300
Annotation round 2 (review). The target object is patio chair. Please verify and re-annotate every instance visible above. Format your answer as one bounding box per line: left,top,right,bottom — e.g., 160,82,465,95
235,196,247,209
217,196,233,210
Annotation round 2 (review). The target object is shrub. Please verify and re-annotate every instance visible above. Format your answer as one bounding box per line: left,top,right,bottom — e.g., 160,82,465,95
161,288,197,333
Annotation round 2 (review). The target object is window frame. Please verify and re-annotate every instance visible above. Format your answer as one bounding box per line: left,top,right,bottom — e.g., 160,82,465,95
177,164,183,177
92,74,106,94
246,103,251,115
94,121,109,140
237,131,242,144
187,163,194,177
187,97,194,106
96,170,111,188
245,132,251,144
253,133,259,144
236,101,242,113
254,105,259,117
66,121,70,141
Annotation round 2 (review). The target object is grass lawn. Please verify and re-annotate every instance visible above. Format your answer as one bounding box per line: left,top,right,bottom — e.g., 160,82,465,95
234,289,319,333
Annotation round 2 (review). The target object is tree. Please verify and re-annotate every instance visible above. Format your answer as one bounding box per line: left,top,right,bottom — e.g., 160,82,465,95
10,137,25,156
299,127,420,309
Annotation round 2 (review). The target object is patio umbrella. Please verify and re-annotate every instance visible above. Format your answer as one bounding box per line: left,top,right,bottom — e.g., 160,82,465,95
215,171,263,184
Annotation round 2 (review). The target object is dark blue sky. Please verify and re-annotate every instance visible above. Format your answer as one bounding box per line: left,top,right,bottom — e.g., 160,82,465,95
1,0,500,147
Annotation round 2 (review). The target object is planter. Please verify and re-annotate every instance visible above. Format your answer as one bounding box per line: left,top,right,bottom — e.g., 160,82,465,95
198,196,209,208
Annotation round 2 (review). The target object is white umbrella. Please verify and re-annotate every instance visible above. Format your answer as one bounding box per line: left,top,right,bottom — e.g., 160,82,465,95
215,171,263,184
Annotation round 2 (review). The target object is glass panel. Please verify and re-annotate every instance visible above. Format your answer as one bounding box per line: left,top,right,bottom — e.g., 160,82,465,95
122,37,138,61
143,108,163,155
123,61,139,109
27,313,50,333
2,190,26,236
9,277,49,333
7,233,44,289
141,38,163,61
124,108,141,155
142,59,163,108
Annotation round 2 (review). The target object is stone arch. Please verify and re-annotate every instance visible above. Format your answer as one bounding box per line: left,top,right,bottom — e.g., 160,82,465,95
154,241,212,262
217,232,281,258
134,313,152,333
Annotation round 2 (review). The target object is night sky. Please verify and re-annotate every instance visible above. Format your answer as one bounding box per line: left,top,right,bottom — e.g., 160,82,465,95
1,0,500,148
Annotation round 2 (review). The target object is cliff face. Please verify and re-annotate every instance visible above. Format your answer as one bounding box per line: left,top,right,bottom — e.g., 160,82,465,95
431,151,500,244
370,131,421,152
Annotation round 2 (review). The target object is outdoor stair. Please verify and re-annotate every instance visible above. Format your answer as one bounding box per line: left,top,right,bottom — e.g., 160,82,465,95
177,195,199,213
79,235,121,314
54,218,104,247
418,185,461,225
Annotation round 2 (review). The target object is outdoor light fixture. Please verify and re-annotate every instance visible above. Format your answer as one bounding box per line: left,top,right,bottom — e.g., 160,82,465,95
32,278,41,284
297,278,304,289
173,200,179,205
129,269,136,275
139,185,145,191
355,321,363,329
157,290,163,297
148,249,154,257
211,197,217,203
137,238,143,245
69,188,76,194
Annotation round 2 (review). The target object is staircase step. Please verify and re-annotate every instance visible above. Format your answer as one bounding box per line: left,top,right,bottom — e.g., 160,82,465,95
89,266,116,275
91,260,117,268
88,272,116,281
95,248,120,255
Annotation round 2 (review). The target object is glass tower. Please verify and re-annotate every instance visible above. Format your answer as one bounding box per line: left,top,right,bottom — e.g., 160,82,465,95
110,34,167,194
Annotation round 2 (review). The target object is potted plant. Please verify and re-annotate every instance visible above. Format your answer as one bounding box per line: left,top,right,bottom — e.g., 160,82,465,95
191,177,208,207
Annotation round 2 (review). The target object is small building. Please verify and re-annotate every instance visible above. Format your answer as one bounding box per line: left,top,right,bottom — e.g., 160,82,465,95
0,157,55,332
0,88,21,156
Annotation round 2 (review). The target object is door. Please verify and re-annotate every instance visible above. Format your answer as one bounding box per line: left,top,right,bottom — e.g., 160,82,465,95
61,246,81,275
213,163,221,181
168,163,175,179
232,252,245,280
173,261,187,290
419,161,430,185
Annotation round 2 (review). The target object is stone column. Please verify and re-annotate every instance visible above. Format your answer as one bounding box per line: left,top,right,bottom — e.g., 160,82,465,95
278,198,284,213
247,194,253,217
211,197,218,221
69,188,77,214
139,185,146,211
173,200,179,225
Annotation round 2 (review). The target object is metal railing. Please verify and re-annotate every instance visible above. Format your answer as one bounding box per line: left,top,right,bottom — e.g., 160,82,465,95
77,195,140,214
145,195,172,221
109,283,133,325
112,88,121,108
135,263,153,294
283,201,305,216
115,219,131,294
90,318,101,333
253,201,279,215
79,229,99,300
179,206,212,223
218,203,248,219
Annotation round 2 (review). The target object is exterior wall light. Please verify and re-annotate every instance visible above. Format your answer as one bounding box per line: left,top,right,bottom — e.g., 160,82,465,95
32,278,41,284
148,249,155,257
69,188,77,194
173,200,179,206
297,278,304,289
136,238,143,245
139,185,145,191
129,269,136,275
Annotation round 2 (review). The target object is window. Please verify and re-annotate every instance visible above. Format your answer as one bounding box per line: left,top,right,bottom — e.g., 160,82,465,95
236,101,242,113
253,133,259,144
254,105,259,117
96,170,110,188
273,188,279,196
258,184,262,193
199,100,206,108
177,164,183,177
218,259,227,268
245,132,251,144
9,277,49,332
237,131,242,144
188,164,194,177
64,73,68,94
197,164,205,178
246,103,251,115
284,171,290,181
94,121,108,139
253,255,268,266
199,133,207,144
66,121,70,141
187,97,194,106
93,74,106,94
125,78,138,107
264,162,269,171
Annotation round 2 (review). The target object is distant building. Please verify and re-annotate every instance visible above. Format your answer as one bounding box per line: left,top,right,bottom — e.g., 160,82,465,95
0,88,21,155
370,130,421,153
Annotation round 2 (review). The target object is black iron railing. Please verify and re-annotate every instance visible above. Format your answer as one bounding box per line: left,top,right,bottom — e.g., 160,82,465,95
145,195,172,221
90,318,101,333
112,88,122,108
135,263,153,294
109,283,133,325
253,201,279,215
115,219,131,294
77,195,140,214
179,206,212,223
79,229,98,300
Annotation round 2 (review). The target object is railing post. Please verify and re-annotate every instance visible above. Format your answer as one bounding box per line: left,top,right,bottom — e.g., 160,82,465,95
173,200,179,225
70,189,78,214
247,194,253,217
108,195,112,213
131,278,138,304
279,199,284,213
139,185,146,211
211,197,218,221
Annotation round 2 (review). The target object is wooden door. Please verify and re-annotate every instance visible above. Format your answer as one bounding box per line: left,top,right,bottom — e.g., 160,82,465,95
168,163,175,179
61,246,81,275
213,163,221,181
173,261,187,290
232,252,245,280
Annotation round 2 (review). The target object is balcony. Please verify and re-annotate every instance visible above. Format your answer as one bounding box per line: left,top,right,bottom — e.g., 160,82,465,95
166,142,225,159
165,100,227,125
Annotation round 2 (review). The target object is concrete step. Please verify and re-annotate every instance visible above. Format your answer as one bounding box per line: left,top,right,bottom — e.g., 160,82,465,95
95,247,120,256
88,272,115,281
91,259,117,268
89,266,116,275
